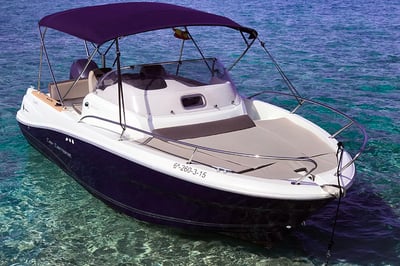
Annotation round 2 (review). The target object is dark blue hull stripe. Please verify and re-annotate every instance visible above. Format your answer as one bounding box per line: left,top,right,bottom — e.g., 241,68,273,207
18,122,331,239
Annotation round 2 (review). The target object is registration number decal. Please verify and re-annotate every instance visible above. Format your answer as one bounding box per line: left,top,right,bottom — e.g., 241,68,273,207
173,163,207,178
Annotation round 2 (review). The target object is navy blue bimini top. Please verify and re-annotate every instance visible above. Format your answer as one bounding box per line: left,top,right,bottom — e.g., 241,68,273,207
39,2,257,45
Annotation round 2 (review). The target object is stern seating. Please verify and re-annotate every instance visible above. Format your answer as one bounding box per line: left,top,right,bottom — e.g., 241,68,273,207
49,79,89,101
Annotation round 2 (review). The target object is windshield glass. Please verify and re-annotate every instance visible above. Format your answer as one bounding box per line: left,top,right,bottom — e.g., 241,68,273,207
96,58,230,91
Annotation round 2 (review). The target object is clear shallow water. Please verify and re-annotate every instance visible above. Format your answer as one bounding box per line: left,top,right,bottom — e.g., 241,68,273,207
1,0,399,265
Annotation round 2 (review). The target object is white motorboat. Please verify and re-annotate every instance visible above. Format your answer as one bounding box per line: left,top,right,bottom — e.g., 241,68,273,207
16,2,367,242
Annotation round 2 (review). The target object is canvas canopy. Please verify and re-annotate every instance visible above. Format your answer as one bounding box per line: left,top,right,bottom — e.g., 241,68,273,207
39,2,257,45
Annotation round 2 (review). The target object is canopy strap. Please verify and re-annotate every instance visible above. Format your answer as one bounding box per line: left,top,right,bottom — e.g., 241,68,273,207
174,28,188,75
185,28,212,74
227,31,257,71
37,28,45,92
63,47,99,100
39,26,64,105
115,38,127,138
258,38,304,106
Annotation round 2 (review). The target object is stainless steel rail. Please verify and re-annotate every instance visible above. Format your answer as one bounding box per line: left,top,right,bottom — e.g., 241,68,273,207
248,90,368,172
79,114,320,178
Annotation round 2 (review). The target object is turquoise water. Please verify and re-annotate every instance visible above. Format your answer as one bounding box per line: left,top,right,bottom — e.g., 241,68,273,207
1,0,399,265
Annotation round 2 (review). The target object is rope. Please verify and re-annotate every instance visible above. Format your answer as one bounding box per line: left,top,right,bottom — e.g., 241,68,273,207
324,142,345,265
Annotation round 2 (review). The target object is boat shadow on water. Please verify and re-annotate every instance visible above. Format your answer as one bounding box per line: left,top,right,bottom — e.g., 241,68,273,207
161,181,400,265
293,180,400,265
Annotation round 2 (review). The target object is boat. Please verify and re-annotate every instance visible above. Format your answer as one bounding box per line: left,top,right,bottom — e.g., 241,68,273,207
16,2,367,242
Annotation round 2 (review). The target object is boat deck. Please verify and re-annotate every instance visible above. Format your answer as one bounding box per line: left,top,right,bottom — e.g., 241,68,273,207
140,117,337,179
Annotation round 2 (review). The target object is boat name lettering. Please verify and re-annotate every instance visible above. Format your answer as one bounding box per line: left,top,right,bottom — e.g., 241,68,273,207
173,163,207,178
46,137,72,158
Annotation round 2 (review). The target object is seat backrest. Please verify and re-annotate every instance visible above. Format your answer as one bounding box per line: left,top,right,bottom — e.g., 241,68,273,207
88,70,97,93
49,79,89,100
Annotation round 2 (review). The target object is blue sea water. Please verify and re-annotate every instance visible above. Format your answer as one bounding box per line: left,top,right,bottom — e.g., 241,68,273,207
1,0,399,265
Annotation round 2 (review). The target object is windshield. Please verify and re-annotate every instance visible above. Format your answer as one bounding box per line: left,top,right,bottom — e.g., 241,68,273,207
96,58,231,91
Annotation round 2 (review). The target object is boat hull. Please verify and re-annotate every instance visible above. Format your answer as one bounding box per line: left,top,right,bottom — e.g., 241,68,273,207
18,122,331,242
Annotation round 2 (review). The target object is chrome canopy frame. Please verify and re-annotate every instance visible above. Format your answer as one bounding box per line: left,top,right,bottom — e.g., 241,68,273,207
36,24,256,107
